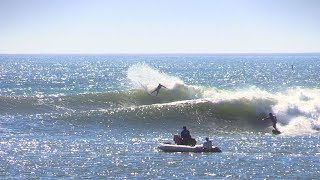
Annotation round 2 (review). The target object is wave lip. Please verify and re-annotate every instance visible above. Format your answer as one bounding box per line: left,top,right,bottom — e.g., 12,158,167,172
127,63,184,90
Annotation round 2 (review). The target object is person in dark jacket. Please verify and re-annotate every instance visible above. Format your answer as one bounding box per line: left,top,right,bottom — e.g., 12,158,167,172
181,126,191,144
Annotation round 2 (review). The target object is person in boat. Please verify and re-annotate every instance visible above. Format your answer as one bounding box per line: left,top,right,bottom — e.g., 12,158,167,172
180,126,192,145
181,126,191,140
150,83,167,96
262,113,278,131
173,126,196,146
203,137,213,150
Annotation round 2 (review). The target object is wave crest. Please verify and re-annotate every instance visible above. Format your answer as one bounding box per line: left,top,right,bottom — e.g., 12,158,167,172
1,63,320,134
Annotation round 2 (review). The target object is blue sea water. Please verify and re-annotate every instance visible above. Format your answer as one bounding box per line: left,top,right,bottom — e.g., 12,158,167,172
0,54,320,178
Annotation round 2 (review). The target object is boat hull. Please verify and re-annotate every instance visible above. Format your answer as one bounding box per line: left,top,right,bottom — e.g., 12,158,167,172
158,143,222,153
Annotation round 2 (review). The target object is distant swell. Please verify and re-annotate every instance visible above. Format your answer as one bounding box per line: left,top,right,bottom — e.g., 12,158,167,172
0,83,204,115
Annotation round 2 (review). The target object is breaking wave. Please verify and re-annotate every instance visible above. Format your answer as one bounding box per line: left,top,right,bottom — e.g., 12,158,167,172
1,63,320,135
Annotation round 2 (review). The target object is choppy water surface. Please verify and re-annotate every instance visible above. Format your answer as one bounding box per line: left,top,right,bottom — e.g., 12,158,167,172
0,54,320,178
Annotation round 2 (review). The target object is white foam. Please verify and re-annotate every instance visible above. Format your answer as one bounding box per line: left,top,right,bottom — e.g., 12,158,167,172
202,87,320,134
271,88,320,133
126,64,320,134
127,63,184,90
279,117,317,134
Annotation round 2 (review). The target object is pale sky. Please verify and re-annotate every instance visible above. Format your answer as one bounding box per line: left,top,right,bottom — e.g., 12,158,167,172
1,0,320,54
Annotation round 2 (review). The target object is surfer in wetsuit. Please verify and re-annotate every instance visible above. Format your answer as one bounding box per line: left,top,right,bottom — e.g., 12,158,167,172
263,113,278,131
150,83,167,96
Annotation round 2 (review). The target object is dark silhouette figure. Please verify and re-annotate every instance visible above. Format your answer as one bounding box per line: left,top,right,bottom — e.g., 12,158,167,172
181,126,191,141
173,126,197,146
150,83,167,96
263,113,278,131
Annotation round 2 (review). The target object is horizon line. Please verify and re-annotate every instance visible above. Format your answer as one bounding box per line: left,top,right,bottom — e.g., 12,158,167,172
1,52,320,56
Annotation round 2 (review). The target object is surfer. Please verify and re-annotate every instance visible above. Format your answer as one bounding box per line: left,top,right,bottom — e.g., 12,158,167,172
203,137,213,150
262,113,278,131
150,83,167,96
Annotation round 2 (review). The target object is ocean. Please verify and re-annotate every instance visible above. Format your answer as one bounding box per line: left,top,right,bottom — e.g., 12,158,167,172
0,54,319,178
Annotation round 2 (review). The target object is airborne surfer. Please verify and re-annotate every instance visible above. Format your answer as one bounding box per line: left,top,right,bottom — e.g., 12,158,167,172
150,83,167,96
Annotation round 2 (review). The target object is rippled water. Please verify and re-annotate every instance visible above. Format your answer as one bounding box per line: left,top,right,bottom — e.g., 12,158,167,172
1,54,320,178
1,116,319,178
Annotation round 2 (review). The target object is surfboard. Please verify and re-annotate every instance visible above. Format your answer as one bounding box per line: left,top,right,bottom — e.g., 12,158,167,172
147,91,156,97
138,82,157,97
272,129,281,135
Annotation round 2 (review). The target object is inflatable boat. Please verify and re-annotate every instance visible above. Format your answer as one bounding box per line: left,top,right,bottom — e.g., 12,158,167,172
158,143,222,153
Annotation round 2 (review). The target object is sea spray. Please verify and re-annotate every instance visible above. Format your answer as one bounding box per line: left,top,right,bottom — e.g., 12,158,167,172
272,88,320,133
127,63,184,90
